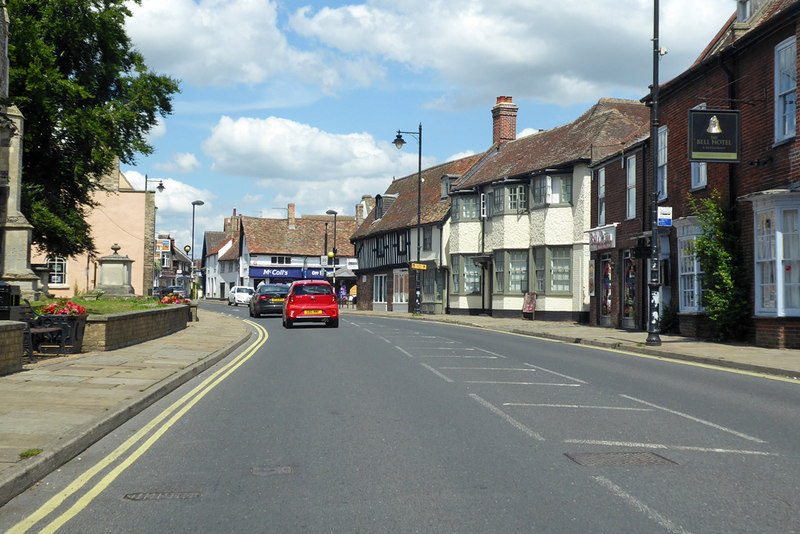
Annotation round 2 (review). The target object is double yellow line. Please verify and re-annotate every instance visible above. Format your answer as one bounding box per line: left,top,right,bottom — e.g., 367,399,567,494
9,320,268,534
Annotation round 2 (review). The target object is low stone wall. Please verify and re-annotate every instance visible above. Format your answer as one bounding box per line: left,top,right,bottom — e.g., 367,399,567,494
0,322,24,376
83,305,189,352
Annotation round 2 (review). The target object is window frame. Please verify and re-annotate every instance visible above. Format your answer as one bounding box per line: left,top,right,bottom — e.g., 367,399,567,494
597,168,606,226
531,246,572,296
393,270,408,304
626,155,636,220
775,36,797,144
752,201,800,317
46,256,68,286
677,221,704,313
494,250,505,294
691,103,708,189
373,274,387,303
657,126,668,200
422,226,433,251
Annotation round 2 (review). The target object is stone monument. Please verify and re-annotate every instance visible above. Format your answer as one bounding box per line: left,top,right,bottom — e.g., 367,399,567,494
95,244,135,298
0,7,39,299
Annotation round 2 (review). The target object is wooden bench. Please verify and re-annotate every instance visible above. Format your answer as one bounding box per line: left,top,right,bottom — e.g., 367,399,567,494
19,300,67,360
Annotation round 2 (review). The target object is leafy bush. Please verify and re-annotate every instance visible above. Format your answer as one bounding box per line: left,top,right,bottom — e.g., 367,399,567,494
687,190,750,340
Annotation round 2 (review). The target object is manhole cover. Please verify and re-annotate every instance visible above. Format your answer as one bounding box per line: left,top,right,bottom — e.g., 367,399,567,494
251,466,293,476
565,451,676,467
124,492,201,501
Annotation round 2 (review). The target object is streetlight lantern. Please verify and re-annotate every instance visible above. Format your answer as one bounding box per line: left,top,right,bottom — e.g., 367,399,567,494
191,200,204,300
144,174,165,192
393,123,423,316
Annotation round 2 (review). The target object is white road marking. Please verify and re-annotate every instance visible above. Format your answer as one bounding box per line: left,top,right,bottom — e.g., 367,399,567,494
620,394,767,443
394,346,415,358
523,363,587,384
418,354,499,359
476,348,507,358
505,403,652,411
469,394,545,441
592,476,692,534
440,367,536,371
420,363,454,382
564,439,777,456
465,381,582,386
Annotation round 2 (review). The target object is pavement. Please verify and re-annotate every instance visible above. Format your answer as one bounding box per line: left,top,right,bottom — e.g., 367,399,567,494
2,305,800,508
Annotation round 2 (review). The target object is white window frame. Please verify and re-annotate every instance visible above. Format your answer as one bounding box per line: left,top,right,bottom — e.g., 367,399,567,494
393,270,408,304
752,198,800,316
597,168,606,226
657,126,668,200
374,274,387,303
46,256,68,286
464,260,481,294
775,36,797,144
677,219,704,313
626,155,636,220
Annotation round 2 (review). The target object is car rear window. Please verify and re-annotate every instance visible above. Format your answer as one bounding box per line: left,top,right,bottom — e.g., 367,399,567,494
293,284,333,296
260,285,287,294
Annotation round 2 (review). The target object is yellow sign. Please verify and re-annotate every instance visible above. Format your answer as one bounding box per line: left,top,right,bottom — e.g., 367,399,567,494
411,263,427,270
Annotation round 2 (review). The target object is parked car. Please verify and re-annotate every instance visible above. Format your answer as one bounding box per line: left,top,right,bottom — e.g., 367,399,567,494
249,284,289,317
228,286,254,306
157,285,188,299
282,280,338,328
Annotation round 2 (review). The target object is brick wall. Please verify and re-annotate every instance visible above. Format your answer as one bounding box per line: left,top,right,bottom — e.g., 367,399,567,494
83,305,188,351
0,322,24,376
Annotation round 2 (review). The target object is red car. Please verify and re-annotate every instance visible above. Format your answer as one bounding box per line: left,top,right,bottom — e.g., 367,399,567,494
282,280,339,328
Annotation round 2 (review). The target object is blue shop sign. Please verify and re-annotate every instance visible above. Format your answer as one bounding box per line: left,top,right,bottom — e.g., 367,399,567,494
248,267,324,279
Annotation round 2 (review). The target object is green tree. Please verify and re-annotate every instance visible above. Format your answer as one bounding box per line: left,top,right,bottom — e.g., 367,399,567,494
687,190,749,340
6,0,179,257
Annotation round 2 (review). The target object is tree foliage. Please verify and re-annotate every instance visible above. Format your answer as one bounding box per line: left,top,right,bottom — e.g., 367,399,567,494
6,0,179,257
687,190,750,340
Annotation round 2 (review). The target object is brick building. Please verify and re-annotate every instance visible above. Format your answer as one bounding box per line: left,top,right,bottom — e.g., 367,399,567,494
638,0,800,347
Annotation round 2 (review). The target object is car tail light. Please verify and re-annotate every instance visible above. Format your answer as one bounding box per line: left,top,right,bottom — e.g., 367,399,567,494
258,295,267,301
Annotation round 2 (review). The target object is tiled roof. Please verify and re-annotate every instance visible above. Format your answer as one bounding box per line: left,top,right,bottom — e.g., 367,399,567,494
240,214,358,257
207,235,232,257
351,153,486,240
455,98,650,191
204,231,227,256
219,218,241,261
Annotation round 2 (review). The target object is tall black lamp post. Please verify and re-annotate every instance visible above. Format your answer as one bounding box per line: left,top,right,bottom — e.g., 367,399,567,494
647,0,662,346
144,175,165,295
191,199,204,299
326,209,338,292
393,123,422,315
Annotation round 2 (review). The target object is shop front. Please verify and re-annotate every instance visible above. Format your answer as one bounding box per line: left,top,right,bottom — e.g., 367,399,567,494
249,267,325,287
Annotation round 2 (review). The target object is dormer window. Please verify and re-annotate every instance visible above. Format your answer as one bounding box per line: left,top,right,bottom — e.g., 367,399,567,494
737,0,752,22
375,196,383,219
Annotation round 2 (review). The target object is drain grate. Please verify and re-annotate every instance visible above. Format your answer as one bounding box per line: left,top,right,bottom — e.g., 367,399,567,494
565,451,676,467
251,466,293,476
124,492,201,501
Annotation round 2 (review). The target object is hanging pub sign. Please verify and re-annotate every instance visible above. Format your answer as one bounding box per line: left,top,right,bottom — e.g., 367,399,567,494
688,109,741,163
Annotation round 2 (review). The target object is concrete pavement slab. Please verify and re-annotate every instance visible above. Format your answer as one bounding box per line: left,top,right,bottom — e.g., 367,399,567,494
0,308,251,508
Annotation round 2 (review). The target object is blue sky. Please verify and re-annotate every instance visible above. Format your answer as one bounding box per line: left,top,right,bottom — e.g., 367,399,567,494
120,0,736,255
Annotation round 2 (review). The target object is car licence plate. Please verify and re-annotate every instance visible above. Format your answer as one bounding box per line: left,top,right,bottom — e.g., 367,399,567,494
272,298,285,302
304,310,323,315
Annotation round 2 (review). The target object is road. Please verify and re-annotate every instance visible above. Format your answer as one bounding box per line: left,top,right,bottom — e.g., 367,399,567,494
2,302,800,533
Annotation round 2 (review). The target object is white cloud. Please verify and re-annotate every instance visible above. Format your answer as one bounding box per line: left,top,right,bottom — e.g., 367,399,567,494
202,116,400,181
154,152,202,174
125,0,379,93
289,0,734,106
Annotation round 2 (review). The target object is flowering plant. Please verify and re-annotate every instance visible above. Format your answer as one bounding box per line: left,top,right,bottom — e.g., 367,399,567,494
161,296,190,304
40,300,87,316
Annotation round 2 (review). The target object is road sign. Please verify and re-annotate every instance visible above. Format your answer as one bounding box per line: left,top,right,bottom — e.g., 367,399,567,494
657,206,673,227
411,263,427,270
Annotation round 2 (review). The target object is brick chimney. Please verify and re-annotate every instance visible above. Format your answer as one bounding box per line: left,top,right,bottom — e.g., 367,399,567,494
288,203,295,228
492,96,518,145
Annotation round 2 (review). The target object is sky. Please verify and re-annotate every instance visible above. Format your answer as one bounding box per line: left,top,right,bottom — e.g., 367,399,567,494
119,0,737,256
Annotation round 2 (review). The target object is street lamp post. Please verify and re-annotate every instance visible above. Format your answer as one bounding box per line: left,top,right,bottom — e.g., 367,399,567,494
191,200,204,299
326,209,338,297
144,175,165,295
646,0,662,346
393,123,422,315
